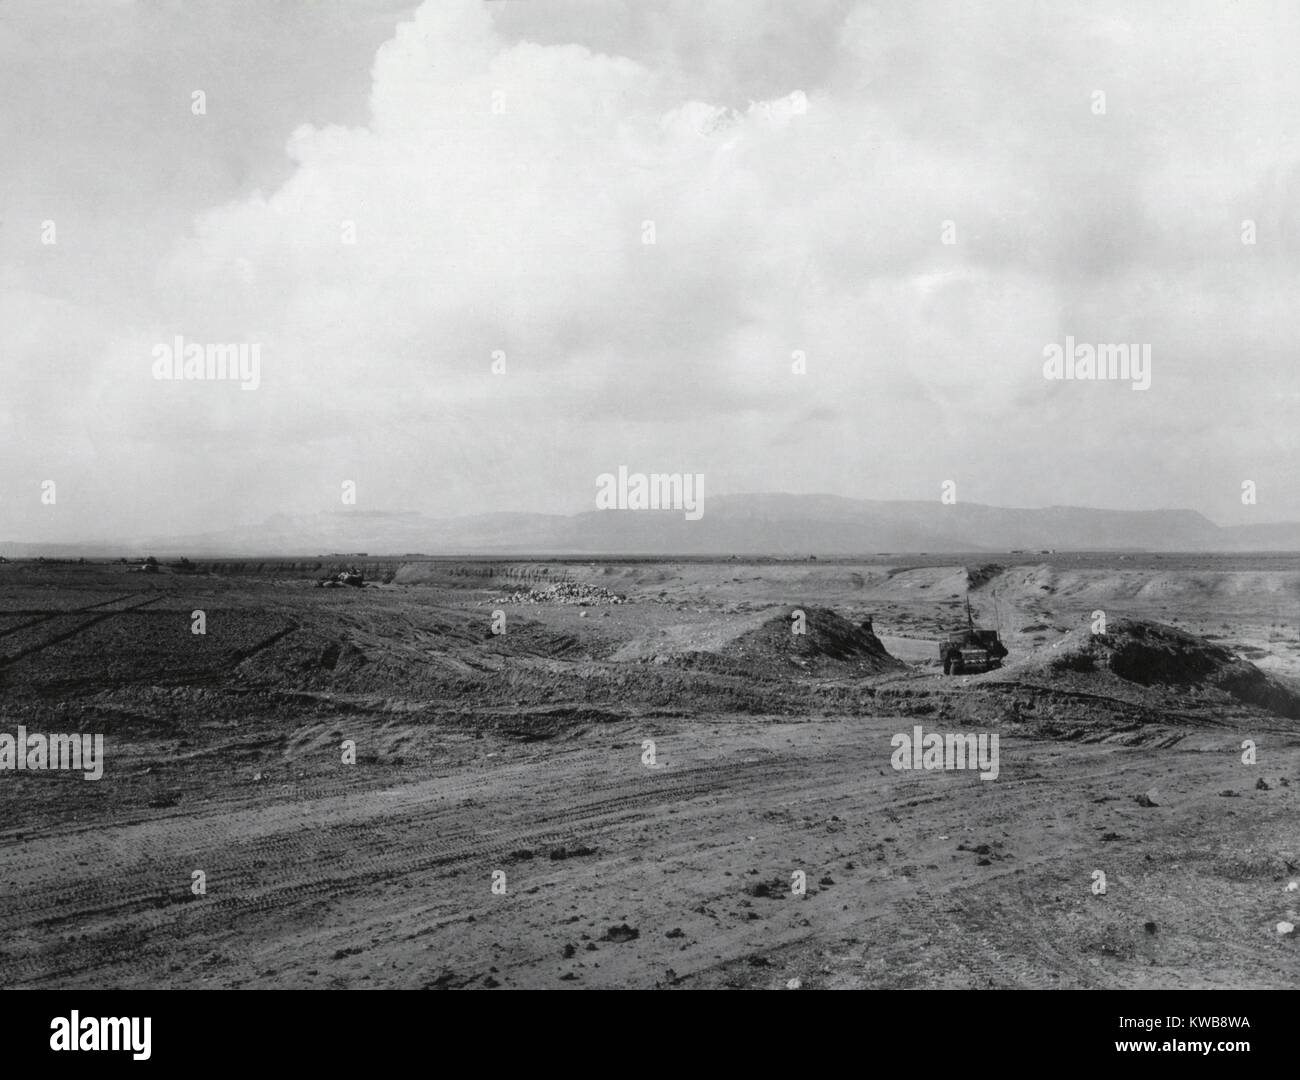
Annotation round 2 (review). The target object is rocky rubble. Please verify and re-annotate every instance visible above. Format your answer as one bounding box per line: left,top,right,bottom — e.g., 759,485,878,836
315,567,366,589
487,581,627,605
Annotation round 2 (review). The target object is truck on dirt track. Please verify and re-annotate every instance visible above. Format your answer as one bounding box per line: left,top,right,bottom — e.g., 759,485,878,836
940,597,1008,675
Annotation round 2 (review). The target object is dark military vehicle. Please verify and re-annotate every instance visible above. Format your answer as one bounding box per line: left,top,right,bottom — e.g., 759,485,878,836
940,597,1008,675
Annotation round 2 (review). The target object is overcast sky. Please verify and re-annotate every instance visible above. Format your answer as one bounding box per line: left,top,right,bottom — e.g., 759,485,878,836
2,0,1298,543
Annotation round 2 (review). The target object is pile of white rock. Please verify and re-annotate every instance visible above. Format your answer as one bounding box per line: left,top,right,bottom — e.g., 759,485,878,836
488,581,626,605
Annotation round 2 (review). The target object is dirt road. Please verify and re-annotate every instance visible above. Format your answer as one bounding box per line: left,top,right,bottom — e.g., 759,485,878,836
4,712,1295,989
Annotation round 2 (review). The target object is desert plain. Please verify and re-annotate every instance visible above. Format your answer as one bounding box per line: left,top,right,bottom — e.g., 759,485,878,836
1,552,1297,989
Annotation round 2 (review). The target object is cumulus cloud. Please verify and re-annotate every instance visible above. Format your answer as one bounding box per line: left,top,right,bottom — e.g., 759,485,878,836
3,0,1299,539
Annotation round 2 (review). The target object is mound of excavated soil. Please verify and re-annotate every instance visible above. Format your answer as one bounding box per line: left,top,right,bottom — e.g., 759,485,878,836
966,563,1006,589
712,607,906,676
1001,618,1300,720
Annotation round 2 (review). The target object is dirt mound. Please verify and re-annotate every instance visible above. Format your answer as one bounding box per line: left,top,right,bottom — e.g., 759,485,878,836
966,563,1006,589
1004,618,1300,719
713,607,906,676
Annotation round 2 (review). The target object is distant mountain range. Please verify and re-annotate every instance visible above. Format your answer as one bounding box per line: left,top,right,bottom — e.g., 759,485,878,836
4,494,1299,557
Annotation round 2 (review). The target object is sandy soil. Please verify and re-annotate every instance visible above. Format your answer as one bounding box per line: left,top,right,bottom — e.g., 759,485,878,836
1,555,1297,988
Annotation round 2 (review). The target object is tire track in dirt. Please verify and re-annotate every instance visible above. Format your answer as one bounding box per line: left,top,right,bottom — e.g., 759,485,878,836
0,594,165,667
0,592,149,641
1,758,781,983
892,886,1063,989
0,728,1274,987
226,622,299,668
0,593,144,630
2,738,1122,919
2,760,760,918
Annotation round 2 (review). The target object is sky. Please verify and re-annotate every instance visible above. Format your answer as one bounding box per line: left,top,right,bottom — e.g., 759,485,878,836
2,0,1299,543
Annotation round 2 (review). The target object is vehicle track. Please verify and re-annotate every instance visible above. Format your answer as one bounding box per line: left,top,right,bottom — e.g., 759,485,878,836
0,594,164,667
0,592,143,640
0,739,1152,987
226,622,299,668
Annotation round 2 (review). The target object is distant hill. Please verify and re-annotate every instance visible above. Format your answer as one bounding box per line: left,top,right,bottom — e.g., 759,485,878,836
3,495,1299,557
